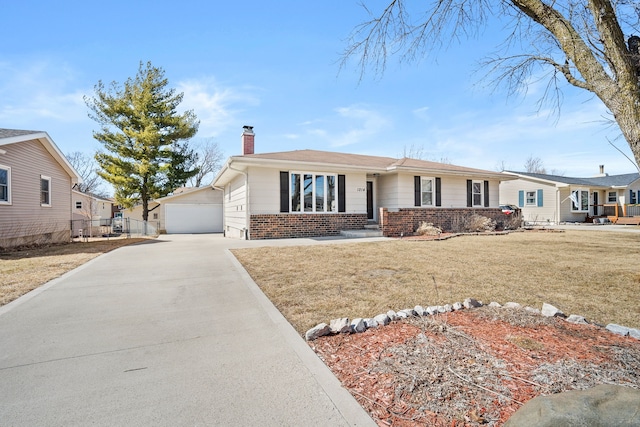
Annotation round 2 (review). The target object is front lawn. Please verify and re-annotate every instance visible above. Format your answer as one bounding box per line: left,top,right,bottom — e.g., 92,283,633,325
232,230,640,334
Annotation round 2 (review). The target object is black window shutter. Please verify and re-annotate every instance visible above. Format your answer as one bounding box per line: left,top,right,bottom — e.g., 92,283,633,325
484,180,489,207
338,174,346,212
466,180,472,207
435,177,441,207
279,171,289,213
414,176,421,206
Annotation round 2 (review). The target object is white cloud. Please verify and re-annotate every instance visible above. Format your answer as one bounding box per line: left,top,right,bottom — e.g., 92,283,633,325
177,78,260,138
313,104,391,147
0,60,88,124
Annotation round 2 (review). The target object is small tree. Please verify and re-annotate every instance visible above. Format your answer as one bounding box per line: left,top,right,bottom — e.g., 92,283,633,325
85,62,199,221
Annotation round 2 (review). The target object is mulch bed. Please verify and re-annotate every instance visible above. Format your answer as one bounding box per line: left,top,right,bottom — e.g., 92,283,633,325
309,307,640,426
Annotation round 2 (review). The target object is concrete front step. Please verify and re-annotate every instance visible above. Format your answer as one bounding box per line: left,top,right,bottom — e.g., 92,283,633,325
340,229,384,238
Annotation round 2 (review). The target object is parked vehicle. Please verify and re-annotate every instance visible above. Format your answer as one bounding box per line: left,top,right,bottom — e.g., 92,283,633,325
500,204,519,215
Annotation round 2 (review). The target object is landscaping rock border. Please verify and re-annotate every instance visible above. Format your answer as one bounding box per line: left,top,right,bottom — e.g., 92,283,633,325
305,298,640,342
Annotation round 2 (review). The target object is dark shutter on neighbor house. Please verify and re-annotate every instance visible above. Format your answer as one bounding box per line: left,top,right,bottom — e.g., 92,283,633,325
518,190,524,207
484,180,489,207
537,189,544,207
414,176,421,206
466,180,473,207
279,171,289,213
435,177,442,207
338,174,346,212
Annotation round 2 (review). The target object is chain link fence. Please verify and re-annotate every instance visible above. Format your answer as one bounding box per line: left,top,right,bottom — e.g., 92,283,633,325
71,218,159,240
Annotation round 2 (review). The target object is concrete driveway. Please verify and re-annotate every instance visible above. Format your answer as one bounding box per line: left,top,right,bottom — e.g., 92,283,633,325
0,234,376,426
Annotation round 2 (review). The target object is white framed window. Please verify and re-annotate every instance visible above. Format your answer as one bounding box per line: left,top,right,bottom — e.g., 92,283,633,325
421,177,434,206
608,191,617,203
40,175,52,206
76,201,83,209
472,181,483,206
0,165,10,204
526,191,537,205
290,172,337,213
571,189,589,212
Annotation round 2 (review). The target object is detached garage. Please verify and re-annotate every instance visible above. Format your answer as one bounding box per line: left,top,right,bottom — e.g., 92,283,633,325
122,186,224,234
165,204,222,234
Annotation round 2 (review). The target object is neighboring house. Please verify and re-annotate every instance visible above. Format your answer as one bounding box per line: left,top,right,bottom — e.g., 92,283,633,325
500,166,640,225
211,126,516,239
71,190,113,237
0,128,81,248
122,186,223,234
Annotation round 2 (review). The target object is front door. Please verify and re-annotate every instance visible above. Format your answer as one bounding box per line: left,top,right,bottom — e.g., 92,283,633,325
593,192,599,216
366,181,374,220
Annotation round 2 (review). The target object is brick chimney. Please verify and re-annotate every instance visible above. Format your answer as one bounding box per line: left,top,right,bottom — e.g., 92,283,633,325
241,126,254,155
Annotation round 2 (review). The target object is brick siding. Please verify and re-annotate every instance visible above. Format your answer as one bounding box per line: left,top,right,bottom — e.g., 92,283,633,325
380,207,514,237
249,213,368,239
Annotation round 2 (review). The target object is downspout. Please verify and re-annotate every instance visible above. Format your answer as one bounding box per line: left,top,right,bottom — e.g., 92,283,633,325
228,164,250,239
556,188,560,225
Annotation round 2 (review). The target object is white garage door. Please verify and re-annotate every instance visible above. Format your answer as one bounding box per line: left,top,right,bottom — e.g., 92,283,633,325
165,204,223,234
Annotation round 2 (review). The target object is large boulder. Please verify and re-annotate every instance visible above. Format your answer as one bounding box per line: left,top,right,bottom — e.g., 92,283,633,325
504,385,640,427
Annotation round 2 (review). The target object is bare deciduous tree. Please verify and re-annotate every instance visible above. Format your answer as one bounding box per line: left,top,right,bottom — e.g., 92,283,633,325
495,159,510,172
343,0,640,168
524,155,547,173
188,138,225,187
400,144,452,163
66,151,109,197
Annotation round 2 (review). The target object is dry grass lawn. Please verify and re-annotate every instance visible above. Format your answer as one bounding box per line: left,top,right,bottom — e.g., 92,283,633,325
232,230,640,335
0,238,150,306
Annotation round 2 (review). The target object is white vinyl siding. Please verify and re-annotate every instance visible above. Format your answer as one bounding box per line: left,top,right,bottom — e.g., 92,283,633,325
225,175,248,238
499,178,558,224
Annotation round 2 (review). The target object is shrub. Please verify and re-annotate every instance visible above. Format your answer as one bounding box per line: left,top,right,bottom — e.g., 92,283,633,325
451,214,496,233
415,222,442,236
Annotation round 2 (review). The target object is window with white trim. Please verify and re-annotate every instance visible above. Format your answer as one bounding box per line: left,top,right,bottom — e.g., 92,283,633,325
76,201,83,209
525,191,537,206
41,176,51,206
421,177,434,206
571,189,589,212
472,181,483,206
608,191,617,203
0,165,10,204
290,172,336,213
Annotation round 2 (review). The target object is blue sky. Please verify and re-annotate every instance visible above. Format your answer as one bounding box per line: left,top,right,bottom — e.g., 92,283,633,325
1,0,638,177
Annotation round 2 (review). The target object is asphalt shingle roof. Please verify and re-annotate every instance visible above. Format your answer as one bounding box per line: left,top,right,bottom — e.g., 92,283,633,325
0,128,42,139
508,171,640,187
241,149,501,175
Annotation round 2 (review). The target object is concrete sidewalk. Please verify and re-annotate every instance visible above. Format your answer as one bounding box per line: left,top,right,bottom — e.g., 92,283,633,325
0,234,376,426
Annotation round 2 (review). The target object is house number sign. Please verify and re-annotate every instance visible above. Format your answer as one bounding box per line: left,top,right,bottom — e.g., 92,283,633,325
356,187,366,192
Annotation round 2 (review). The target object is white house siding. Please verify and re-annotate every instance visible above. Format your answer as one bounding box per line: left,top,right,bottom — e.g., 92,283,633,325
500,179,559,224
343,172,367,213
396,174,501,209
247,166,368,214
377,174,399,209
225,175,248,238
0,139,72,246
246,166,280,214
